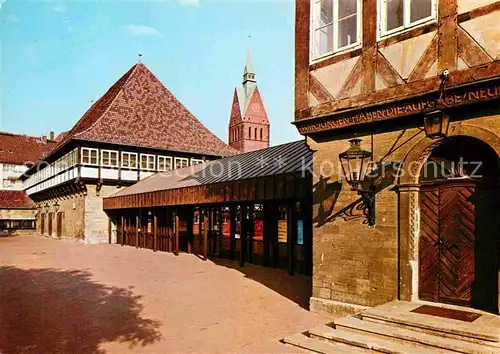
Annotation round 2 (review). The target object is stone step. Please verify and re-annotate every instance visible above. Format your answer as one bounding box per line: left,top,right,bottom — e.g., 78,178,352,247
335,316,498,354
308,325,450,354
362,303,500,347
282,332,367,354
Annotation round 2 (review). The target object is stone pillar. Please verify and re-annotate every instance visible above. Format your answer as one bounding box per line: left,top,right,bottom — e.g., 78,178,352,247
396,184,420,302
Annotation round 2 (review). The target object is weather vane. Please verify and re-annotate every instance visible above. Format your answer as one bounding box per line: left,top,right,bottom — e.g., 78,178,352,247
138,53,143,64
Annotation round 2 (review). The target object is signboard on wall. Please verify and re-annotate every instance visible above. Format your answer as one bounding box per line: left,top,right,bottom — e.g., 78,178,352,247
297,220,303,245
254,220,264,241
278,220,287,243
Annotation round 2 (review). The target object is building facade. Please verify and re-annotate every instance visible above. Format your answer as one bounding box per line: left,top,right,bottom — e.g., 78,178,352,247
295,0,500,316
23,63,238,244
228,45,271,153
0,133,56,234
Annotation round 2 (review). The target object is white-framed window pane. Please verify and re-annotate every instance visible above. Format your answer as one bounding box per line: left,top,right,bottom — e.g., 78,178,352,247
122,154,129,168
110,152,117,166
82,149,89,164
315,25,334,57
130,154,137,168
339,0,357,18
387,0,404,31
148,156,155,170
141,156,147,169
102,151,109,166
410,0,432,23
338,15,357,48
320,0,333,26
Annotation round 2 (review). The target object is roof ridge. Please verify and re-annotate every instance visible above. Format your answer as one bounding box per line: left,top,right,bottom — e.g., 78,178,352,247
73,63,141,139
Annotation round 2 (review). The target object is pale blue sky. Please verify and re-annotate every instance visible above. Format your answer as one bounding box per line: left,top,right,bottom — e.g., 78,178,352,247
1,0,300,145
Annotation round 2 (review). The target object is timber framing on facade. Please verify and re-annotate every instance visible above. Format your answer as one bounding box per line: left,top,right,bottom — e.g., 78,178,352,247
295,0,500,135
295,0,500,317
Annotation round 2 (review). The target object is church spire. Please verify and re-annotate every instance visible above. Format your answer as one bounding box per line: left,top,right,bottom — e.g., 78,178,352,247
243,35,256,85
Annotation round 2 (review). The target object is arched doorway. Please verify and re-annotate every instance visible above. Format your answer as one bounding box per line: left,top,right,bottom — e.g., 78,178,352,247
419,136,499,313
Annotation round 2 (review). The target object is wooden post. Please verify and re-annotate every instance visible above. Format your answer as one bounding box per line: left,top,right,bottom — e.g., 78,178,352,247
230,204,236,260
121,215,125,246
247,204,254,263
240,204,247,267
166,208,171,253
287,202,296,276
135,214,139,249
153,212,158,252
108,216,112,244
175,209,180,256
272,203,279,268
218,208,223,257
197,207,202,256
208,207,214,255
203,209,208,261
304,199,313,276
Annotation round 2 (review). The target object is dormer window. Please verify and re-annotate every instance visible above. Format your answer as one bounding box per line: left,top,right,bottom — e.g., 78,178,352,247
311,0,362,60
379,0,436,38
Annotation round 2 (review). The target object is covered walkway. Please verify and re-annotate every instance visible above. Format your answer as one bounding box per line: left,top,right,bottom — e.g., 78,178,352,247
103,140,313,275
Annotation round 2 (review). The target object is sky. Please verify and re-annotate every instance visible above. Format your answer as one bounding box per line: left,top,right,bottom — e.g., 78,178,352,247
0,0,300,146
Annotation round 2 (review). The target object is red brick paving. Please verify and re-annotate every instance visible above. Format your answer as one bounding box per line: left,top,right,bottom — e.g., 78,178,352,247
0,235,324,353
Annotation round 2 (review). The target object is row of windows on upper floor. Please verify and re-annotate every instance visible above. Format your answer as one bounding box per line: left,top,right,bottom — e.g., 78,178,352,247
24,148,205,188
231,126,266,142
81,148,204,170
311,0,437,61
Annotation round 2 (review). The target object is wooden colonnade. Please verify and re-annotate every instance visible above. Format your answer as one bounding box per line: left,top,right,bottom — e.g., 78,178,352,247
113,199,312,275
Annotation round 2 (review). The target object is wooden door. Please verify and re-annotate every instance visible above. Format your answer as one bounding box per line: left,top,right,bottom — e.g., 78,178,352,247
419,181,497,310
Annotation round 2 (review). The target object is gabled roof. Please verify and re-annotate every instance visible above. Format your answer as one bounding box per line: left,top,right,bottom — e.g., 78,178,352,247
58,63,238,157
0,190,35,209
0,132,57,166
231,86,268,125
110,139,311,198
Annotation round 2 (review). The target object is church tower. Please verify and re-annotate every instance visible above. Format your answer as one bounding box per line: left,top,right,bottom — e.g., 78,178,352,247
228,41,270,153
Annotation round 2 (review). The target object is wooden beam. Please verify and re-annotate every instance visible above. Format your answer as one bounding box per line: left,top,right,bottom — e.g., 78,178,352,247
247,204,254,264
457,26,492,67
408,35,438,82
295,0,310,112
240,204,247,267
203,209,208,261
337,58,364,99
287,202,296,276
174,209,180,256
108,216,112,244
437,0,458,73
361,0,377,95
187,206,194,254
153,212,157,252
121,215,125,246
230,204,236,260
309,74,334,103
135,214,139,249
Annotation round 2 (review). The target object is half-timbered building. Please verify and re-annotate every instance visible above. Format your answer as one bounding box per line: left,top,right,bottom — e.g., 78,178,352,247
295,0,500,316
22,63,238,244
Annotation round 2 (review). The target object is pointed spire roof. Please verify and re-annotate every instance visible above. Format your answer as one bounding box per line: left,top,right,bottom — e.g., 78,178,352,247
56,63,238,157
243,37,254,76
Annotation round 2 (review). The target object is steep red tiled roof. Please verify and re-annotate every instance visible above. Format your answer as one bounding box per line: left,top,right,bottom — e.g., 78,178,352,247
0,132,57,166
58,63,238,157
0,190,35,209
243,87,269,124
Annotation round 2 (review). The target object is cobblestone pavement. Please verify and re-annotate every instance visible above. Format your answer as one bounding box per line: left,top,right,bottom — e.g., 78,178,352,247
0,235,324,353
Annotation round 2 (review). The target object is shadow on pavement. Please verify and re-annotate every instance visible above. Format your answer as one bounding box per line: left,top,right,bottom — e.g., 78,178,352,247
210,258,312,310
0,266,162,354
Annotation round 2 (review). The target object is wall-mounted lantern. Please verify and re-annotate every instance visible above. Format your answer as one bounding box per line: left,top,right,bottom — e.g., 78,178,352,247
339,138,376,226
424,110,449,139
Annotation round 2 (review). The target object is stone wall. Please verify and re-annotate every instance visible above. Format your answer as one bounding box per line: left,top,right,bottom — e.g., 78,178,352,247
37,193,85,240
308,110,500,317
84,184,121,244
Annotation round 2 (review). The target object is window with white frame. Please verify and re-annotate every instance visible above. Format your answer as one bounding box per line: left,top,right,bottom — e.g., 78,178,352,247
81,148,98,165
190,158,204,166
121,152,138,169
379,0,436,38
158,156,173,171
140,154,156,170
311,0,361,59
101,150,118,167
175,157,189,169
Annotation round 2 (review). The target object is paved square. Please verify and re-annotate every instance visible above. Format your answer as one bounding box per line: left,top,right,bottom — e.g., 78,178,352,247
0,235,324,353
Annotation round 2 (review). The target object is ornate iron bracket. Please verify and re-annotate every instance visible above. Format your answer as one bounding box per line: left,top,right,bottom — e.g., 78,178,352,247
359,190,375,226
